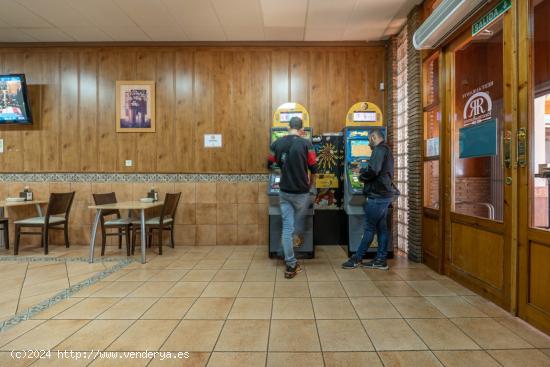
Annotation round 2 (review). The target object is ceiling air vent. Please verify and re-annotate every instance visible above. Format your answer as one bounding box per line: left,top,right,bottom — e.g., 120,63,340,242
413,0,489,50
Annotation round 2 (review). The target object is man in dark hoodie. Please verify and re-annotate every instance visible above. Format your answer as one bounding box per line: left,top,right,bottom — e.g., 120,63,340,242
342,128,395,270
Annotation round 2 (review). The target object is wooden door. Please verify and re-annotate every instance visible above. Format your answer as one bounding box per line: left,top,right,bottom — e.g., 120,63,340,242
517,0,550,334
441,5,517,310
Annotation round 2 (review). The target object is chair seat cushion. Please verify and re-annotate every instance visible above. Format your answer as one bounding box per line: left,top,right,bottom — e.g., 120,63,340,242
14,216,65,225
132,217,173,226
104,218,133,226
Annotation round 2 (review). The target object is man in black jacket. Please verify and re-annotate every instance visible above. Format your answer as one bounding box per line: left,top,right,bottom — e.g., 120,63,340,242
342,128,394,270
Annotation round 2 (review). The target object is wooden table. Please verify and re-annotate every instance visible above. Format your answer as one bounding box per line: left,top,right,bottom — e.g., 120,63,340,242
0,200,47,248
88,201,164,264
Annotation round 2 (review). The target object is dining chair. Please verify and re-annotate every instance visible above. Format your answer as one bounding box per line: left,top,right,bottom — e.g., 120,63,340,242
92,192,133,256
0,217,9,249
14,192,75,255
131,192,181,255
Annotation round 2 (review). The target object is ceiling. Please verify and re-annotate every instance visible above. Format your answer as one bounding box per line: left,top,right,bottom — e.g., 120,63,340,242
0,0,421,43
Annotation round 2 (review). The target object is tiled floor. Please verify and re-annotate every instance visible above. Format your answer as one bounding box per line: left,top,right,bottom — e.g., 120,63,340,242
0,245,549,366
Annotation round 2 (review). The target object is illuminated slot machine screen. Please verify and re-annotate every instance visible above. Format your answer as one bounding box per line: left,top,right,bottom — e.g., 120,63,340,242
280,111,303,122
271,130,289,143
353,111,377,123
350,140,372,158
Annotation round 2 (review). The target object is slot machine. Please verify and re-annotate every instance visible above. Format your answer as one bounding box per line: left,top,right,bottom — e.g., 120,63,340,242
268,102,315,259
343,102,393,259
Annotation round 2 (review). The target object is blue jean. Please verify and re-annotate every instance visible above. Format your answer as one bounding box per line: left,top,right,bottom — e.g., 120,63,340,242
354,197,393,261
279,191,311,267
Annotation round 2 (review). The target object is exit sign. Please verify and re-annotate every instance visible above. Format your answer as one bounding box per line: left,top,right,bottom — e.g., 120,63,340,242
472,0,511,37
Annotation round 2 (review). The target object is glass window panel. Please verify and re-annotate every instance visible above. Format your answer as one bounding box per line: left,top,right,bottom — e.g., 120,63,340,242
424,160,439,209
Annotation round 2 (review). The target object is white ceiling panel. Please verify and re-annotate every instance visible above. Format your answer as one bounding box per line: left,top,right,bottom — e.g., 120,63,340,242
305,27,346,41
260,0,307,27
211,0,263,27
0,0,51,27
114,0,179,27
102,26,150,41
60,27,113,42
0,27,36,42
17,0,92,27
306,0,357,28
162,0,221,28
264,27,304,41
22,27,74,42
223,26,265,41
68,0,136,27
185,26,226,41
142,26,189,41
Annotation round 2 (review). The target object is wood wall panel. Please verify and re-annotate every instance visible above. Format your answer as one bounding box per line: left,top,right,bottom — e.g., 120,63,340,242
529,241,550,314
0,46,386,173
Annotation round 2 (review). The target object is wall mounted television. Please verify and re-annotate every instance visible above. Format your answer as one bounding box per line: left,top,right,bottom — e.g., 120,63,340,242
0,74,33,125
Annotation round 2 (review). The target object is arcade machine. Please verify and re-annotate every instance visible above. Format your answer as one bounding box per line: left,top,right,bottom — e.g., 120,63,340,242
268,102,315,259
343,102,394,259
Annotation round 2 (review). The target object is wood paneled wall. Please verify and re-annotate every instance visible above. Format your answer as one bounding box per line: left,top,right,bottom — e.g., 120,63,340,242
0,45,386,173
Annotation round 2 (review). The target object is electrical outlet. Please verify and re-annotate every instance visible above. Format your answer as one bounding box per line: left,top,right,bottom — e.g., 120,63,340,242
379,82,385,91
0,139,3,153
125,160,133,167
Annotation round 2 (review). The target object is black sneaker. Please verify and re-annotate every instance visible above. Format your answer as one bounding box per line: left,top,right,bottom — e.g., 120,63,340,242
362,259,389,270
341,258,361,269
285,263,302,279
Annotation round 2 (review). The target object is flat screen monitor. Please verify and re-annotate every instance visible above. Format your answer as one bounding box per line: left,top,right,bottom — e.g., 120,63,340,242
280,111,303,122
353,111,377,122
0,74,32,125
350,140,372,158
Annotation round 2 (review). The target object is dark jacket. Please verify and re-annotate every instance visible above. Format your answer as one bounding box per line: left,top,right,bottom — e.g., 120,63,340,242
359,142,394,198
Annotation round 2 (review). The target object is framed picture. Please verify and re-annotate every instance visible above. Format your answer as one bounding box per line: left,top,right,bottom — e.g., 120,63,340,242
116,80,155,132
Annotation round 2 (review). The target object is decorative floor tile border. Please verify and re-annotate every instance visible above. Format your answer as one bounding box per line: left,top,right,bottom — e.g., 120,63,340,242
0,256,134,333
0,173,269,183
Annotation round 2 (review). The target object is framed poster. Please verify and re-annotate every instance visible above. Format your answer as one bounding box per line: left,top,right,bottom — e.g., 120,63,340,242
116,80,155,132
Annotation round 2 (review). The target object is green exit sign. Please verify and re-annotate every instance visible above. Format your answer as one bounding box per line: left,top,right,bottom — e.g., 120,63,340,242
472,0,512,36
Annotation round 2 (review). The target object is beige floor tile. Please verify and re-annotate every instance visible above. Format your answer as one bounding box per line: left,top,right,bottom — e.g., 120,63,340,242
244,269,277,282
494,317,550,348
308,282,347,298
185,298,234,319
379,351,443,367
407,319,479,350
91,281,143,297
435,279,477,296
334,268,370,281
488,349,550,367
89,356,151,366
151,269,189,281
97,297,157,319
238,282,275,297
53,297,119,319
462,295,512,317
72,281,110,297
541,349,550,358
2,320,89,351
182,270,218,282
341,281,383,297
195,259,225,270
274,283,310,297
213,269,247,282
228,298,272,319
373,281,421,296
163,281,208,297
107,320,178,351
215,320,270,351
32,355,90,366
31,298,83,319
407,281,456,296
433,351,501,367
312,298,358,319
201,282,242,297
116,269,160,281
207,352,266,367
272,298,314,319
362,319,427,351
148,352,209,366
161,320,224,351
0,352,36,367
323,352,383,367
317,320,374,352
350,297,401,319
269,320,321,352
392,269,435,281
363,269,403,281
55,320,133,350
388,297,445,318
304,267,338,281
452,318,534,349
426,296,488,318
222,260,252,270
141,298,195,319
128,281,175,297
267,352,324,367
0,320,45,347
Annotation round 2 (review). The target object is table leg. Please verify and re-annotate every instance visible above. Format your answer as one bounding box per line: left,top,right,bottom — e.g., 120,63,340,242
35,203,43,217
140,209,146,264
89,209,102,263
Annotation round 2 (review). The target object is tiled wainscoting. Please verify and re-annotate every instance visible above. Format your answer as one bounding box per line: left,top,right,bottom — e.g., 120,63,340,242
0,174,270,248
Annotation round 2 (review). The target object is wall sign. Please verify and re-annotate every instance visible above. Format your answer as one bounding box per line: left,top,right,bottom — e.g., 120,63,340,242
426,137,440,158
463,81,494,126
472,0,511,37
204,134,222,148
459,119,497,159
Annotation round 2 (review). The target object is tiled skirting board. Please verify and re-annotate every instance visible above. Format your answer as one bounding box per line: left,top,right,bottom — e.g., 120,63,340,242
0,256,133,333
1,173,270,247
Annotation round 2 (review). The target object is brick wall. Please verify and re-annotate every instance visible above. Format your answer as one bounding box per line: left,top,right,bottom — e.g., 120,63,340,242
386,37,399,251
455,177,492,218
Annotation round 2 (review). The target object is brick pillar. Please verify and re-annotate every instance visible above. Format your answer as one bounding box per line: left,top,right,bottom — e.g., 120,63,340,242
406,6,423,262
